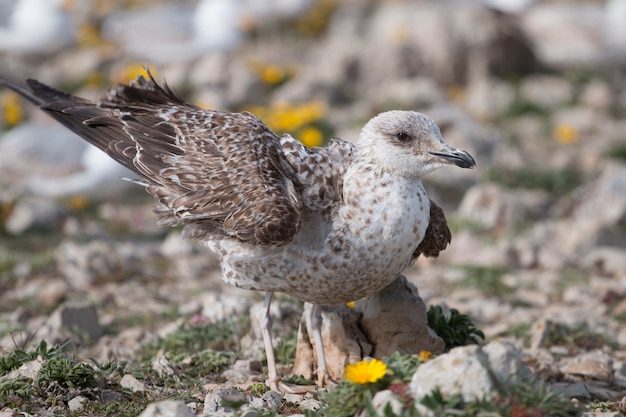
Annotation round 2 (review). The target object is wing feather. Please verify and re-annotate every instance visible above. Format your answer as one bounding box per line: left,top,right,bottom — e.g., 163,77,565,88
1,73,302,245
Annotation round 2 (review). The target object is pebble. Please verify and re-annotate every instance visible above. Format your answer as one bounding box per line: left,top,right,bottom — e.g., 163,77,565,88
68,395,88,412
138,400,196,417
120,373,146,393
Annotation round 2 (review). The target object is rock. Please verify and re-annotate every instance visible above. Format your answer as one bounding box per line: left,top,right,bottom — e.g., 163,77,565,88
261,390,282,410
519,75,574,108
152,351,176,377
529,318,552,350
101,389,123,403
582,247,626,277
204,388,247,414
410,341,532,403
293,303,371,382
563,350,614,382
68,395,88,412
120,374,146,393
48,301,102,343
360,389,404,417
56,239,164,289
4,196,66,234
6,357,43,381
457,184,550,233
549,382,591,400
138,400,196,417
356,275,445,357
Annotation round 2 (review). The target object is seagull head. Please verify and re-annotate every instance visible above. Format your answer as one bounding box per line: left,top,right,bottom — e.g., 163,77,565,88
358,110,476,178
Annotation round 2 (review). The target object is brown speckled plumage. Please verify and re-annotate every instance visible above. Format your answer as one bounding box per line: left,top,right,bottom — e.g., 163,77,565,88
0,72,476,305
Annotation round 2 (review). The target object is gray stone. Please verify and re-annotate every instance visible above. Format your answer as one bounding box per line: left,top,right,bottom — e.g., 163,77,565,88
410,341,532,403
68,395,88,412
357,275,445,357
120,373,146,393
563,350,614,382
519,75,574,108
529,318,552,350
261,390,282,410
204,388,247,414
138,400,196,417
4,196,66,234
48,301,102,342
550,382,591,399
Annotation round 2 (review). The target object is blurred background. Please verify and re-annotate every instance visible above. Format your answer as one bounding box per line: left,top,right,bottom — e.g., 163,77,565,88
0,0,626,402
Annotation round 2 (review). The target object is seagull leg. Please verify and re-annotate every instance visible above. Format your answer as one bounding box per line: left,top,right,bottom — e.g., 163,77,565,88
310,304,334,388
260,292,318,393
260,291,281,392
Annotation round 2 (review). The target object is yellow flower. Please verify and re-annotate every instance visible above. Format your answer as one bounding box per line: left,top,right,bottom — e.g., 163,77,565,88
553,123,578,145
2,92,23,127
299,126,324,148
345,301,355,309
67,195,89,211
418,350,432,361
344,358,387,384
116,63,155,85
260,65,286,85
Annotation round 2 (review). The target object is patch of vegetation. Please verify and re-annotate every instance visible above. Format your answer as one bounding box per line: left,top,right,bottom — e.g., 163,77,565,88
138,316,249,361
502,322,532,346
454,264,513,298
169,349,236,379
446,215,491,236
427,305,485,351
606,143,626,163
555,267,588,293
499,96,550,120
275,329,298,365
545,323,616,350
486,166,582,196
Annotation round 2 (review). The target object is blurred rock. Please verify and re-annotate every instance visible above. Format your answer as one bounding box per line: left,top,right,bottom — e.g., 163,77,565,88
120,374,146,393
138,400,196,417
410,341,532,403
356,275,445,357
519,75,574,108
68,395,88,412
563,350,614,382
458,184,550,233
4,196,66,234
56,239,165,289
48,301,103,343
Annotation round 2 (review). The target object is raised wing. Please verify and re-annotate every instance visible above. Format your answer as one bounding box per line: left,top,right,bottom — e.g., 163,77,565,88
1,73,302,245
280,135,357,213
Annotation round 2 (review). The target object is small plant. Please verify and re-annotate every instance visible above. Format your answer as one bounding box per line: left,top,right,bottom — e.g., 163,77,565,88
486,166,582,197
455,264,513,298
275,329,298,365
427,305,485,351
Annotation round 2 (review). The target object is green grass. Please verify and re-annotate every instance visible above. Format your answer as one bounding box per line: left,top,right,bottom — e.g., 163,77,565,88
427,306,485,351
454,264,513,298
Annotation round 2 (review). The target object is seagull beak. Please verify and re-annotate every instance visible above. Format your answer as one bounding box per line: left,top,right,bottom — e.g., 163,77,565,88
429,146,476,169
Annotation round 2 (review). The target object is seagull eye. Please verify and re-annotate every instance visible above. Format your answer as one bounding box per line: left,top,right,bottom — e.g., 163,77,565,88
396,132,411,142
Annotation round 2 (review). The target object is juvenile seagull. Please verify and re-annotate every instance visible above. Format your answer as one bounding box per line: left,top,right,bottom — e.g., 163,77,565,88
0,73,475,392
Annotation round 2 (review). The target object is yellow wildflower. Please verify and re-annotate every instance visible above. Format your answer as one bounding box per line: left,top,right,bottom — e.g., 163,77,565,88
2,92,23,127
67,195,89,211
116,63,155,85
344,358,387,384
77,23,104,48
418,350,432,361
553,123,578,145
345,301,355,309
299,126,324,148
260,65,286,86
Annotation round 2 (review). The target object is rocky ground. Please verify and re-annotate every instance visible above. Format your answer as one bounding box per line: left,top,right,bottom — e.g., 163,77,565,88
1,0,626,416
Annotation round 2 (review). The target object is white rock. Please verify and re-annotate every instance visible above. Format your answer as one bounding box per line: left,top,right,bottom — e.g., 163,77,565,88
363,389,404,417
120,374,146,393
138,400,196,417
410,341,532,403
68,395,88,412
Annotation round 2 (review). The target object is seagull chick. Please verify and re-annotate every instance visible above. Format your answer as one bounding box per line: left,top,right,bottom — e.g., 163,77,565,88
0,72,475,392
